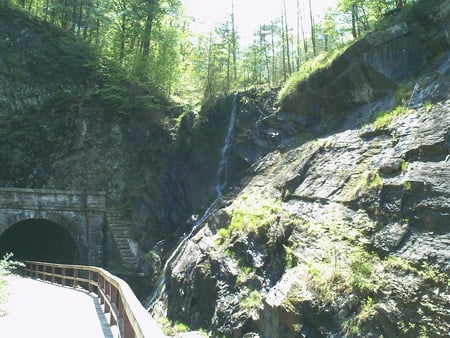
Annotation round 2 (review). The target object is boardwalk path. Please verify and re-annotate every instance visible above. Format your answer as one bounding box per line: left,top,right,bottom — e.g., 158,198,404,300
0,275,116,338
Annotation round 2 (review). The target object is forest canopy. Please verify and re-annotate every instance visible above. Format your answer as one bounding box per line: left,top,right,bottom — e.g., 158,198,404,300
2,0,414,104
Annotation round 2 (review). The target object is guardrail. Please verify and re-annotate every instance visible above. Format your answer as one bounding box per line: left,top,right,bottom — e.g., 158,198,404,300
23,260,165,338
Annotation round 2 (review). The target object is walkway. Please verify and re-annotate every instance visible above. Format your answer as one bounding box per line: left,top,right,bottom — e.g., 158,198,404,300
0,275,117,338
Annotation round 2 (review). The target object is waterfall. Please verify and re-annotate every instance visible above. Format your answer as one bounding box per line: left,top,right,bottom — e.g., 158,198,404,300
146,93,238,311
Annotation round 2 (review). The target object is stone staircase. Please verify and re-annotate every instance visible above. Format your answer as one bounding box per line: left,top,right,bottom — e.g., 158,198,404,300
106,209,139,272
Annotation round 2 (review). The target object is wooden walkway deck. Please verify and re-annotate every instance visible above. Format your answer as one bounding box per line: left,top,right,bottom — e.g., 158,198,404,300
0,275,118,337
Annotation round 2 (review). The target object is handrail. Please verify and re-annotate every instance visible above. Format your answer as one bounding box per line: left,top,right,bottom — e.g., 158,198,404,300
22,260,166,338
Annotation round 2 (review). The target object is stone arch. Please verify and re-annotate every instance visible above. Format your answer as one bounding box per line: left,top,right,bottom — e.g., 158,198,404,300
0,216,85,264
0,188,105,266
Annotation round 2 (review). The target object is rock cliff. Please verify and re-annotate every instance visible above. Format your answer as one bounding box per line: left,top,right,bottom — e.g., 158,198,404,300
1,1,449,336
154,1,450,336
0,7,178,272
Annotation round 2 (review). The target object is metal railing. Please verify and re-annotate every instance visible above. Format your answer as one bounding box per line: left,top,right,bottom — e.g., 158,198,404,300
23,260,165,338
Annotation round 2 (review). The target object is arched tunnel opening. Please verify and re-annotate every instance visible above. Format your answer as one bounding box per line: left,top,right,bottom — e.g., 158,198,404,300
0,219,79,264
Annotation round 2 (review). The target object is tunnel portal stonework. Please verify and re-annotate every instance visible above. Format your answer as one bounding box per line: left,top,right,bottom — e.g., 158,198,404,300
0,187,105,266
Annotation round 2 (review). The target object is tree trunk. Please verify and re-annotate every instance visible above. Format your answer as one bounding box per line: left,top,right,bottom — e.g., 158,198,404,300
119,13,126,61
270,24,276,84
231,0,237,82
281,10,287,82
142,14,153,59
351,4,357,39
308,0,316,56
77,5,82,37
296,0,301,70
283,0,292,76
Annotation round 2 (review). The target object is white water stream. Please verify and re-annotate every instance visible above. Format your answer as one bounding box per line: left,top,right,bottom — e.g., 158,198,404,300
146,93,238,311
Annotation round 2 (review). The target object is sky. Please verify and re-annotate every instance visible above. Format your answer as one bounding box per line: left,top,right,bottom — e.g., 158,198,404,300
182,0,340,46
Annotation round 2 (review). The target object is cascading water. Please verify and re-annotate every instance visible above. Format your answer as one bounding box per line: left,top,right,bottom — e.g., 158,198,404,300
146,93,238,312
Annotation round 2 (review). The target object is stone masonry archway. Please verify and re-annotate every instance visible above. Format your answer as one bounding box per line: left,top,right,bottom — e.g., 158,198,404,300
0,188,105,266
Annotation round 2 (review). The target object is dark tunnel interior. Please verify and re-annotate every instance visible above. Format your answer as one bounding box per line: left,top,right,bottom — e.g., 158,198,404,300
0,219,79,264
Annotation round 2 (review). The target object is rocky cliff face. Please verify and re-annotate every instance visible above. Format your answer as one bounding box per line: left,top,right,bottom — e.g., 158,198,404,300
0,7,179,272
153,1,450,336
1,2,449,335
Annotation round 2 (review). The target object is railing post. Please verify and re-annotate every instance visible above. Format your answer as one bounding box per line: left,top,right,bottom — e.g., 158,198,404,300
104,280,110,314
88,271,93,292
124,312,134,338
52,266,55,283
110,286,118,326
61,267,66,286
99,275,104,305
73,268,78,288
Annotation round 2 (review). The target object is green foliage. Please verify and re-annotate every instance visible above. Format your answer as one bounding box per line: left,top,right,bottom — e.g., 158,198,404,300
278,43,351,102
424,101,433,112
236,265,256,285
241,290,261,310
383,255,447,285
157,317,197,336
418,262,447,284
394,84,412,106
284,244,297,269
218,196,283,240
349,250,377,294
5,0,183,101
373,105,409,130
4,0,426,108
367,172,383,188
224,248,256,285
400,161,408,172
403,181,412,190
1,253,24,309
343,296,377,335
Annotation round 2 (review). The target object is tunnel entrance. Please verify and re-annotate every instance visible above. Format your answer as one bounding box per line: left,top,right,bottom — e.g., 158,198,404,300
0,219,79,264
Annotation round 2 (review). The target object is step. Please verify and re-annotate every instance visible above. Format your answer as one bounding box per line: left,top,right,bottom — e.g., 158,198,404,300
106,208,139,269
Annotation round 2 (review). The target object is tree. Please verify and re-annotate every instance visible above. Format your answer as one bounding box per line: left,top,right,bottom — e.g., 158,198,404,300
308,0,316,55
231,0,237,82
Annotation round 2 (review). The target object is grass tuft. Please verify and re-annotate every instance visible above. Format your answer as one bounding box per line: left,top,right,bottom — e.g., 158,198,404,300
373,105,409,130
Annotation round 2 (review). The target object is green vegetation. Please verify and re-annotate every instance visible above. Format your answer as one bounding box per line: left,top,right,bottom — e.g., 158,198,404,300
3,0,419,105
343,296,376,335
394,83,412,106
306,244,380,301
217,195,284,241
157,317,206,336
0,255,10,309
241,289,262,310
349,250,378,294
278,43,351,102
373,105,409,130
384,255,448,285
236,265,256,285
403,181,412,190
0,253,23,314
284,244,297,269
367,172,383,187
400,161,408,172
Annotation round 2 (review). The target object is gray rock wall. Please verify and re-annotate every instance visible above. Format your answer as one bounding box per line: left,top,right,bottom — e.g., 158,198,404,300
155,2,450,336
